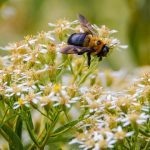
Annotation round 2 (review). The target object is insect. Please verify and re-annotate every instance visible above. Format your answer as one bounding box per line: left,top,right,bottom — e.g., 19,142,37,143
60,14,109,66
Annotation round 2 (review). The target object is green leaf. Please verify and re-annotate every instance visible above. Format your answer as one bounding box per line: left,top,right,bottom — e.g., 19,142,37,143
26,121,39,147
139,129,150,137
27,111,34,130
52,120,79,136
1,124,24,150
24,110,40,147
15,116,22,138
47,135,72,144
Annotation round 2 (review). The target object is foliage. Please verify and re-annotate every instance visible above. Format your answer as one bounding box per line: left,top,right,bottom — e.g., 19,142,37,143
0,17,149,150
1,0,150,67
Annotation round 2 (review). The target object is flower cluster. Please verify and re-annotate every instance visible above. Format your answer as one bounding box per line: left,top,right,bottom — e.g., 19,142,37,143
70,72,150,149
0,17,149,149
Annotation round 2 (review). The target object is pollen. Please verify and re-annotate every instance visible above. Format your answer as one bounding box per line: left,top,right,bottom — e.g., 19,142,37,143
115,131,126,140
76,133,86,140
18,98,24,106
40,96,52,106
53,84,61,92
107,116,118,129
60,97,69,105
85,139,95,148
98,139,108,149
117,97,130,113
90,101,100,109
12,85,21,94
128,113,139,123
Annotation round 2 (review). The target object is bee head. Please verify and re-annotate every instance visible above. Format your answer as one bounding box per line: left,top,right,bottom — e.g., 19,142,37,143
101,45,109,56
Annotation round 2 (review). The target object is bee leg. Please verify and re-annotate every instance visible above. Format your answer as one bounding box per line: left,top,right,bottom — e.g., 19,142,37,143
97,53,102,61
98,56,102,61
77,48,90,55
87,52,91,66
78,51,86,55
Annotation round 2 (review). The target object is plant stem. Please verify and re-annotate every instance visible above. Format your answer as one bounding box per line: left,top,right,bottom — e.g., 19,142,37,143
40,111,60,149
0,129,9,141
143,140,150,150
67,57,74,75
36,107,53,122
77,59,98,86
28,129,46,150
139,129,150,137
26,121,40,148
0,108,9,127
23,109,40,148
73,59,85,82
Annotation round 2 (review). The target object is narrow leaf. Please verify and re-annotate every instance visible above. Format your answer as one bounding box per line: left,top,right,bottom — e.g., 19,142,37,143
1,124,24,150
27,111,34,130
15,116,22,138
53,120,79,135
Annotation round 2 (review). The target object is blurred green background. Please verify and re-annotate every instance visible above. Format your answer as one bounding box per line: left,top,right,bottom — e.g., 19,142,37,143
0,0,150,69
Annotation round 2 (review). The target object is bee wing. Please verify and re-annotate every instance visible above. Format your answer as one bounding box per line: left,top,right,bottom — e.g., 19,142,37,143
60,45,82,54
78,14,97,35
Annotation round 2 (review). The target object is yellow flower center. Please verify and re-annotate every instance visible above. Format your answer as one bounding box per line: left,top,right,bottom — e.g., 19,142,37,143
98,139,108,149
53,84,61,92
85,139,95,147
115,131,126,140
18,98,24,106
129,113,139,123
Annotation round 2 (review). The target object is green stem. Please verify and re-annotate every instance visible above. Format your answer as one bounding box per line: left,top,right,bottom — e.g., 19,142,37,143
73,59,85,82
67,57,74,75
126,138,132,149
28,129,45,150
51,123,77,137
139,129,150,137
0,129,9,141
132,133,138,150
77,59,98,86
23,109,40,148
55,60,68,82
1,114,17,127
26,121,40,148
36,107,53,122
143,140,150,150
63,109,69,121
0,108,9,127
40,111,60,149
122,144,130,150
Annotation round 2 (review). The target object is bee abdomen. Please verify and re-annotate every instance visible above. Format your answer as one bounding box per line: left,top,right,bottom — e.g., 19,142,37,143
67,33,88,46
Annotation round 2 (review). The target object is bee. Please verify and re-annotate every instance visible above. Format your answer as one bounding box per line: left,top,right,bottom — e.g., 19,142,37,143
60,14,109,66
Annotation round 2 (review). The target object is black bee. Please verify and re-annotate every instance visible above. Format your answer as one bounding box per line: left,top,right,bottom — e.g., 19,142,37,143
60,14,109,66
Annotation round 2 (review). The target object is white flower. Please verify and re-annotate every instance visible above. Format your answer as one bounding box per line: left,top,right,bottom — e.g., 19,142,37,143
17,81,38,93
5,84,23,97
45,31,55,41
118,45,128,49
44,84,80,108
17,44,30,51
113,126,134,140
13,95,29,109
28,38,38,45
83,96,101,113
48,23,57,27
79,86,89,94
110,38,120,46
109,29,118,34
48,19,79,33
94,134,116,150
122,113,149,127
